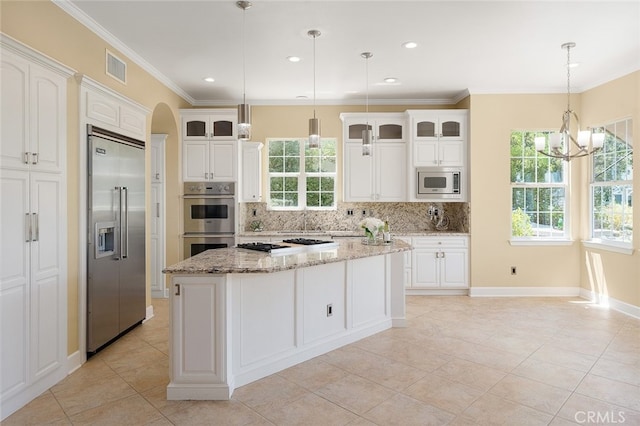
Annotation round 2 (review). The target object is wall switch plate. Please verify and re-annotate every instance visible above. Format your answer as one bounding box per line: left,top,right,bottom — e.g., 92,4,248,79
327,304,333,317
511,266,517,275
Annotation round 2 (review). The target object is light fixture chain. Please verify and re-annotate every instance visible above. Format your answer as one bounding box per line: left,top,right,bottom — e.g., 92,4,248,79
566,43,571,112
313,32,316,118
242,4,246,103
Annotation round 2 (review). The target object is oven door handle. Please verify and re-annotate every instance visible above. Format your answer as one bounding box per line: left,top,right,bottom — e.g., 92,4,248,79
182,233,236,238
183,195,235,199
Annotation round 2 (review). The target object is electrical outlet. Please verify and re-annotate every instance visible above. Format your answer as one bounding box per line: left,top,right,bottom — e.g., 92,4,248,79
362,210,367,216
347,209,353,216
252,209,257,216
327,304,333,317
511,266,517,275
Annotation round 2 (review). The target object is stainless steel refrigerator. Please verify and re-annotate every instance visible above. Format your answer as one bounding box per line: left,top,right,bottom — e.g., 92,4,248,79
87,125,146,353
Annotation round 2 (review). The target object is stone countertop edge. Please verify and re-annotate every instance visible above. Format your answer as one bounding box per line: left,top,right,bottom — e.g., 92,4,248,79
238,231,469,237
164,238,412,275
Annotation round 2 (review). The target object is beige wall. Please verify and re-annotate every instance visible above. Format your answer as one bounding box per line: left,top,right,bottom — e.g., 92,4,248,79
468,94,586,288
579,72,639,306
2,1,638,358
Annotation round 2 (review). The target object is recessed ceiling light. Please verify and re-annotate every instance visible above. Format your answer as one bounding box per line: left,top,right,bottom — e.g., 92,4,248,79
287,56,301,63
384,77,398,83
402,41,417,49
296,95,308,99
203,77,215,82
568,62,580,68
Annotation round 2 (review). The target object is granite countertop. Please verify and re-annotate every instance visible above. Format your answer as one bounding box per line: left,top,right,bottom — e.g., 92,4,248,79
164,238,412,275
238,230,469,238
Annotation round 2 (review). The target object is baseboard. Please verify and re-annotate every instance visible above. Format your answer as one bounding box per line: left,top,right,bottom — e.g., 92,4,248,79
406,288,469,296
468,286,581,297
143,304,154,323
579,288,640,319
67,350,83,375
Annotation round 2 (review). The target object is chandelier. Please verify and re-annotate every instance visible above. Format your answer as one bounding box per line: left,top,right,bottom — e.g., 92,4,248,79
237,1,252,141
534,42,604,161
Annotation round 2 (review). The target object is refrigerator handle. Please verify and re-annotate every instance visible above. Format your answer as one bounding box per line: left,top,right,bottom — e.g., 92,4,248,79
25,213,31,242
122,186,129,259
32,213,39,242
116,186,122,260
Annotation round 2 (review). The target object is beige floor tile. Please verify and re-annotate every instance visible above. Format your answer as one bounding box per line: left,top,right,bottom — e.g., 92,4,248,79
118,357,170,393
402,372,483,414
353,354,427,391
50,358,117,393
51,373,137,416
261,392,357,425
68,393,164,425
548,415,581,425
2,391,70,425
357,336,450,372
140,385,200,417
99,344,168,375
489,374,572,415
276,357,349,391
590,356,640,386
575,374,640,411
512,358,586,391
556,392,640,424
458,393,553,425
232,374,309,414
315,374,396,415
434,357,507,392
453,341,527,372
530,344,598,372
166,399,272,425
363,393,455,426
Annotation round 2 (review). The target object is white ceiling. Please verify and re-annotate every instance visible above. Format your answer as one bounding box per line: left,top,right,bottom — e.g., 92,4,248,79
58,0,640,106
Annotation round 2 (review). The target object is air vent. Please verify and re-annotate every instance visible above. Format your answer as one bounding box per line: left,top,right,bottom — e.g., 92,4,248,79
106,50,127,84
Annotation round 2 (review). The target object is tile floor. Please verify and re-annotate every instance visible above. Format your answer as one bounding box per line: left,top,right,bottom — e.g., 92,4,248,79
4,296,639,425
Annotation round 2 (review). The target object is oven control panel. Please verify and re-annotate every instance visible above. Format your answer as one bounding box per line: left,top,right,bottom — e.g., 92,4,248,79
184,182,235,196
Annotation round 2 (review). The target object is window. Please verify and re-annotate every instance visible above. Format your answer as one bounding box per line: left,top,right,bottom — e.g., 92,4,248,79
510,131,568,239
267,138,337,210
590,118,633,245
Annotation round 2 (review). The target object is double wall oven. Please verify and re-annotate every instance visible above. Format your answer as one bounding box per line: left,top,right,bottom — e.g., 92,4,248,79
183,182,235,259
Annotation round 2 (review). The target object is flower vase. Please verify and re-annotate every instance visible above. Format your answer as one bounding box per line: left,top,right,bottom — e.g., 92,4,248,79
365,230,378,244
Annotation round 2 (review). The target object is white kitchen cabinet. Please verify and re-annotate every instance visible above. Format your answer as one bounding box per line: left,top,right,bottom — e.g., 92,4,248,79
341,113,407,143
240,142,263,202
169,276,227,395
183,140,237,182
343,140,407,202
393,236,413,288
1,50,66,173
181,109,238,182
408,110,467,167
150,135,165,183
411,236,468,289
181,109,237,141
1,38,70,420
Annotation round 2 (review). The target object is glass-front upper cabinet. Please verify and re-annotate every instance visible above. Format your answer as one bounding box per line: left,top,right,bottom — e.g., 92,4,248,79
341,113,407,143
181,109,237,140
409,111,467,141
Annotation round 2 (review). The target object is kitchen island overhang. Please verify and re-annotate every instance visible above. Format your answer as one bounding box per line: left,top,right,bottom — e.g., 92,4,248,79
163,238,411,401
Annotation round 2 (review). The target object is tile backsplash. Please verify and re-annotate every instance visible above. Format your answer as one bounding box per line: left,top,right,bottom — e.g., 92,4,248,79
239,202,469,233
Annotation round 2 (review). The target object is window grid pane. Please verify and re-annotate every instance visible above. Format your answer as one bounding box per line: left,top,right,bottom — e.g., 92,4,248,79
590,118,633,244
510,130,567,238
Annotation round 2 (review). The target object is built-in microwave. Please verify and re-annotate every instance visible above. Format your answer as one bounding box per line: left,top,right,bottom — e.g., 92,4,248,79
416,167,462,199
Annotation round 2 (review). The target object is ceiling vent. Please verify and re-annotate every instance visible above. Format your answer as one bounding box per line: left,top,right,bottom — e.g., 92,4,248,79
106,49,127,84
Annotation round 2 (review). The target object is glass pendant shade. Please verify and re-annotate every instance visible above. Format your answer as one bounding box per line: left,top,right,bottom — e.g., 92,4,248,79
534,136,545,151
308,117,321,148
592,132,605,149
362,128,372,156
238,103,251,140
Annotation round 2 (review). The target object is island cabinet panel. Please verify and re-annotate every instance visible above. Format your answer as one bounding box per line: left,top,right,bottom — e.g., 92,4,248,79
349,256,387,328
234,271,296,366
300,262,347,345
169,276,228,400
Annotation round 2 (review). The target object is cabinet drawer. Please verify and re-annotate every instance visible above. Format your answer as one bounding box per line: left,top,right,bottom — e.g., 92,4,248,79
412,236,468,248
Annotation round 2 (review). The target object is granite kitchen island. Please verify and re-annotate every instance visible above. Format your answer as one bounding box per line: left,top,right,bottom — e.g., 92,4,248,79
163,238,411,400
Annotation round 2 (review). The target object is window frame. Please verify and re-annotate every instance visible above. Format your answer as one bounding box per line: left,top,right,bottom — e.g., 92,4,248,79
266,137,337,211
510,130,572,244
588,117,633,251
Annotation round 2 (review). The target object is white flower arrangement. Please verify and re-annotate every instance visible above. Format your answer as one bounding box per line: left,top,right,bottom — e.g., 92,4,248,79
360,217,384,238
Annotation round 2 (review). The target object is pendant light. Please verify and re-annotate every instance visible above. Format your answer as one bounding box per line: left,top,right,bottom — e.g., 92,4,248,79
237,1,252,141
534,42,604,161
308,29,321,148
361,52,373,156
